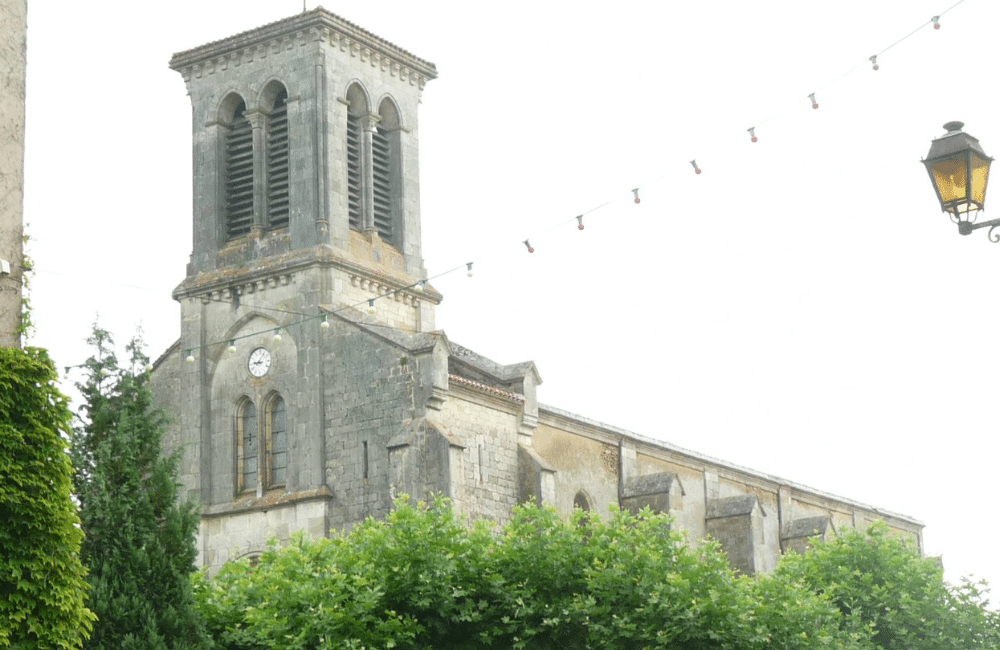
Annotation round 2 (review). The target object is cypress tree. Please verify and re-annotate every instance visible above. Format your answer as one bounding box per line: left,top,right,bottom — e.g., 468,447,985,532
72,327,207,650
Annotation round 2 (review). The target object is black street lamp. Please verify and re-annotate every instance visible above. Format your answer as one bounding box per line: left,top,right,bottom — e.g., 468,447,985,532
923,121,994,239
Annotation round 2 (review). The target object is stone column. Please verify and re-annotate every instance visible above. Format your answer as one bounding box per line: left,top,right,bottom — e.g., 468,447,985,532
246,111,266,235
361,114,380,232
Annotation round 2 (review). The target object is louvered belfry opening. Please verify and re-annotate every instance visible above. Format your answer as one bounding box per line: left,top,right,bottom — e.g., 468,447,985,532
266,89,290,230
346,114,363,230
372,126,393,240
225,100,254,239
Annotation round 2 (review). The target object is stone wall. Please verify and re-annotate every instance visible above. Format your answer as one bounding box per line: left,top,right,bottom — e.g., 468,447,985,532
531,420,621,514
322,320,417,529
439,383,522,524
0,0,26,347
536,405,922,575
200,493,329,567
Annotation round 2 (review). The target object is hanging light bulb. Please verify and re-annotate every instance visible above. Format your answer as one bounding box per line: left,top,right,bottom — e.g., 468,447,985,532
273,328,282,343
576,215,584,230
320,314,330,330
523,239,534,253
808,93,819,109
690,160,702,175
227,339,237,355
748,127,758,143
869,55,879,71
632,188,641,204
932,15,940,29
414,279,426,292
185,350,195,364
368,298,377,314
466,262,474,277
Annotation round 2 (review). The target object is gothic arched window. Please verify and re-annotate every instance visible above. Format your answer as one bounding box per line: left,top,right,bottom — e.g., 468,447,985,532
265,394,287,488
236,399,258,493
573,491,592,512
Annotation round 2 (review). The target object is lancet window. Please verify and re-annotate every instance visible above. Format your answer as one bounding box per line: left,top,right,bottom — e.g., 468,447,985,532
235,393,288,495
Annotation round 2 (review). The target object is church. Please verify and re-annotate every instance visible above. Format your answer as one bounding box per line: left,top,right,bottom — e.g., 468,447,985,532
151,7,923,575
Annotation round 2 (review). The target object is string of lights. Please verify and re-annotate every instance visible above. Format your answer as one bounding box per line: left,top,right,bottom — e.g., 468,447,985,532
435,0,969,268
79,0,975,366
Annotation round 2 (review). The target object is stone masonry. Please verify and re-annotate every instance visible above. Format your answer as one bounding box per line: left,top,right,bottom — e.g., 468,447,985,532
151,8,924,574
0,0,26,348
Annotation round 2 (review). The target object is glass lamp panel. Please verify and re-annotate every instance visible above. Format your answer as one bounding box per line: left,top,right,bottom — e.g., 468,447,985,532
931,157,968,207
971,153,991,208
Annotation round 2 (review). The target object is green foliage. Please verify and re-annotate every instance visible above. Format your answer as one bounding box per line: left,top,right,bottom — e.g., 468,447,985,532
19,231,33,338
774,522,1000,650
0,346,95,649
72,327,208,650
195,498,858,650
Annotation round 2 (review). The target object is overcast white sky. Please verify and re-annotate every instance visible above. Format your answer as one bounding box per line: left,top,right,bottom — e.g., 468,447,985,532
23,0,1000,591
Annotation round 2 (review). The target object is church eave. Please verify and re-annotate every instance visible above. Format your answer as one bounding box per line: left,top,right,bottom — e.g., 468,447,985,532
449,373,525,407
537,403,924,528
448,341,542,386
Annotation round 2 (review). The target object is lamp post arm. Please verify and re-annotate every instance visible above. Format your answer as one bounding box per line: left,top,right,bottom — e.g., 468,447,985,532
957,216,1000,241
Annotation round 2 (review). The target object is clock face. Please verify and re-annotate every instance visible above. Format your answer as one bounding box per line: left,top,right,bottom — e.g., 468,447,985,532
247,347,272,378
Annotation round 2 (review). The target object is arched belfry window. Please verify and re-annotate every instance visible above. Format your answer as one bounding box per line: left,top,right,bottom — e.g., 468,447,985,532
265,85,289,230
373,98,401,243
225,98,254,239
265,395,287,487
236,399,258,493
345,84,367,232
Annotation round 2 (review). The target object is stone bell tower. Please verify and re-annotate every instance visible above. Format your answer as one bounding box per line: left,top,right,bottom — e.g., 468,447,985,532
168,7,439,332
156,9,442,566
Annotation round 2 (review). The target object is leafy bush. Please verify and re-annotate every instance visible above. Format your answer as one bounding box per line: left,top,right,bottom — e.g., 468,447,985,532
0,346,94,649
774,521,1000,650
195,498,858,650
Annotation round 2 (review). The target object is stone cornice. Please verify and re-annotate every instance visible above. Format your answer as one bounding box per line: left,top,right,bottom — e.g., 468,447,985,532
172,244,442,306
348,273,427,309
169,8,437,89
